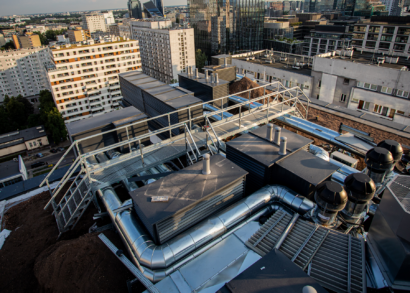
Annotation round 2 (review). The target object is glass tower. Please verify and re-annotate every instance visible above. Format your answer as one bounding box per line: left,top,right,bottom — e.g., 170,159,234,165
128,0,143,19
189,0,265,56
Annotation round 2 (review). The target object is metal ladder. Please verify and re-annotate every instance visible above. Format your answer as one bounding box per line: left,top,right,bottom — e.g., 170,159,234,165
205,116,226,152
49,168,94,237
184,124,204,165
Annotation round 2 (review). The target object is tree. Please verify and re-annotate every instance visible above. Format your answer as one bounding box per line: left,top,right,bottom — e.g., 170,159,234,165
33,31,48,45
4,97,26,129
176,18,180,24
1,41,15,51
0,106,11,134
27,114,43,128
195,49,208,73
39,90,55,116
16,95,34,117
44,108,67,144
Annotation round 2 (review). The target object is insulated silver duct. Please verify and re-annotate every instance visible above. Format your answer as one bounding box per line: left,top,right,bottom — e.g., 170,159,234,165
97,184,315,281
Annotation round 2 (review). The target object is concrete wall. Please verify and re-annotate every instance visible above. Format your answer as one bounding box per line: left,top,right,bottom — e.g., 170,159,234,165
24,136,49,150
0,144,26,157
318,73,337,103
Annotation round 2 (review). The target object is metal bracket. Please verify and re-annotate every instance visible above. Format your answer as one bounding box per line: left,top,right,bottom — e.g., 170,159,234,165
112,203,133,214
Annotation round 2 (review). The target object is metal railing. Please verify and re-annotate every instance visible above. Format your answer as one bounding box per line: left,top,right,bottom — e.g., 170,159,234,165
40,81,310,203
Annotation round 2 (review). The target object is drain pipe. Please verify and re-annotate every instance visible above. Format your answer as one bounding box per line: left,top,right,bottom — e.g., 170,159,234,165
97,184,315,281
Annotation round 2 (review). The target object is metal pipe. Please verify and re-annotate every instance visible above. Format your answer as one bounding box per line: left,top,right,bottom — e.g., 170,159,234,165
267,123,274,141
274,213,299,249
202,153,211,175
97,184,315,275
195,68,199,78
274,127,281,145
215,73,219,83
205,69,209,82
279,137,287,155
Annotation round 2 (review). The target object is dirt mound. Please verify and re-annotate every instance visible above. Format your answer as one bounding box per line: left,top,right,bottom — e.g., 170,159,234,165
229,77,273,103
34,231,139,293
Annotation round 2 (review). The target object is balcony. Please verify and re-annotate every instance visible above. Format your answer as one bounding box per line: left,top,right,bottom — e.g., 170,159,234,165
90,105,103,112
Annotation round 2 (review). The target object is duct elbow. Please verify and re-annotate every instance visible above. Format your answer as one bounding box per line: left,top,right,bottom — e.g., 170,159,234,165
309,144,330,161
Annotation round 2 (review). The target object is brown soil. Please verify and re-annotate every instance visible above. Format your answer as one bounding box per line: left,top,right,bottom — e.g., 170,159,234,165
229,77,274,104
299,105,410,146
0,191,142,293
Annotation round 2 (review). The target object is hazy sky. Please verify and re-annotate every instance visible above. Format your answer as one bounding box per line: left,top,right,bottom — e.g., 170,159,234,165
1,0,187,17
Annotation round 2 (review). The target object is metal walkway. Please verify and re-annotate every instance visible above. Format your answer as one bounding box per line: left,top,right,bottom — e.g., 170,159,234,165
246,210,366,293
40,80,310,236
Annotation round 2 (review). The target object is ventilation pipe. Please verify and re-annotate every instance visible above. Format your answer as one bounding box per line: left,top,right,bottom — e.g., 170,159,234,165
195,68,199,79
205,69,209,82
202,153,211,175
364,147,394,185
279,137,287,155
267,123,274,141
224,57,227,67
97,185,315,281
274,127,281,145
376,139,403,176
312,181,347,227
210,72,214,83
339,173,376,225
215,73,219,83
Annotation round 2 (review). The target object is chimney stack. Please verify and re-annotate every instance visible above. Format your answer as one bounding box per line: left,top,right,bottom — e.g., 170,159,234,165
202,154,211,175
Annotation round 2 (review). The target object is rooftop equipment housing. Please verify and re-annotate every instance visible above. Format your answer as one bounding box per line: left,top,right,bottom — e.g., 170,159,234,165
66,107,149,155
120,72,203,139
364,147,394,184
211,54,232,65
178,71,230,108
130,155,248,244
203,64,237,83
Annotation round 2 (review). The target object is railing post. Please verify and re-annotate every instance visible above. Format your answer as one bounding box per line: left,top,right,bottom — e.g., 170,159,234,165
139,139,144,166
168,114,172,138
221,101,224,120
75,140,81,157
248,91,251,115
239,107,242,129
188,108,192,130
125,126,132,153
267,94,270,122
83,156,92,184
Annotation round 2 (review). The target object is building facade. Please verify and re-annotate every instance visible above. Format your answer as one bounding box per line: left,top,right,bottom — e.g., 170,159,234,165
189,0,265,56
0,47,53,102
130,20,195,83
128,0,143,19
47,40,142,123
380,0,403,15
12,34,42,49
303,25,352,56
67,28,90,43
82,14,107,33
102,11,115,26
352,23,410,53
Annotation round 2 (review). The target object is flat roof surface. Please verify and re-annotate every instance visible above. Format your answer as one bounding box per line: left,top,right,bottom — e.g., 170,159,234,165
137,80,166,89
179,72,230,87
251,124,313,152
130,155,248,225
0,125,46,145
0,160,20,179
66,107,147,136
233,53,313,76
319,50,410,70
226,133,294,167
217,249,327,293
144,85,174,96
277,150,339,185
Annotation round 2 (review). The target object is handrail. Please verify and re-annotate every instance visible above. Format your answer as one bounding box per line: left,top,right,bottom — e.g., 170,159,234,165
41,82,309,184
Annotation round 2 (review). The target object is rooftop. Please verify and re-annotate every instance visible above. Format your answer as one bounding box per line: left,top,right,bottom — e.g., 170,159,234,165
0,159,20,179
0,126,47,149
50,38,135,51
233,51,313,76
316,49,410,70
66,107,147,136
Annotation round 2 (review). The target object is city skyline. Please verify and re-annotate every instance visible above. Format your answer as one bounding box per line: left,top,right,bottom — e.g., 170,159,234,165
0,0,186,17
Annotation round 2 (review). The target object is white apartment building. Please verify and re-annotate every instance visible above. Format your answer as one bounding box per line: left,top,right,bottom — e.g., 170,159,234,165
82,14,107,33
47,40,142,123
102,11,115,26
0,47,53,103
25,25,47,34
130,19,195,83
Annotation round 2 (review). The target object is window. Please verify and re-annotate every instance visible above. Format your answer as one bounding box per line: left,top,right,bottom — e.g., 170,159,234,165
357,81,377,91
340,94,347,102
397,110,405,116
363,101,370,110
29,142,33,147
351,98,359,104
397,90,409,98
381,86,393,94
343,78,350,85
318,80,321,88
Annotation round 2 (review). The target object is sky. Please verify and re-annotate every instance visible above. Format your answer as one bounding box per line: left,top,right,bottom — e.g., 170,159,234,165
0,0,187,17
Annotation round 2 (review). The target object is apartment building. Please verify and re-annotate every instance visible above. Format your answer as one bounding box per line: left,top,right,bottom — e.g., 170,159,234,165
47,39,142,123
0,47,53,102
102,11,115,26
119,19,132,39
12,34,41,49
82,13,107,33
352,22,410,53
130,19,195,83
311,49,410,125
25,25,47,34
67,27,90,43
303,25,352,56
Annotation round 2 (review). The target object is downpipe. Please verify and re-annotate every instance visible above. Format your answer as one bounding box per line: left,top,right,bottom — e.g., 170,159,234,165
98,185,315,282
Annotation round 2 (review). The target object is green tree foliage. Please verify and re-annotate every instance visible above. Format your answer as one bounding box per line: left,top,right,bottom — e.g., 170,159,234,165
176,18,180,24
0,41,15,51
195,49,208,73
0,105,12,133
4,97,26,129
27,114,42,128
45,29,67,41
39,90,67,144
34,31,49,45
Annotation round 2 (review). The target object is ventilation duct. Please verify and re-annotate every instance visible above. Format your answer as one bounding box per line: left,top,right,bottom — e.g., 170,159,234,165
365,147,394,184
376,139,403,176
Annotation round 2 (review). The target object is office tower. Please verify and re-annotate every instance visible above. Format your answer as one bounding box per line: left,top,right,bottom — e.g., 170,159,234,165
130,19,195,83
189,0,265,56
47,40,142,123
128,0,143,19
0,47,53,102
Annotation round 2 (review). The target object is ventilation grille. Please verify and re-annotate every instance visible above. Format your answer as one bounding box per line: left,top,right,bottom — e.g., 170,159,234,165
155,178,245,244
246,210,366,293
387,175,410,212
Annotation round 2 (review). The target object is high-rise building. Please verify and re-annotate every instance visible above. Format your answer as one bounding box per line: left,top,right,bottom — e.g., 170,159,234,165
128,0,143,19
303,25,352,56
67,27,90,43
12,34,41,49
189,0,265,56
47,40,142,123
380,0,403,15
130,19,195,83
0,47,54,102
82,13,107,33
102,11,115,26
